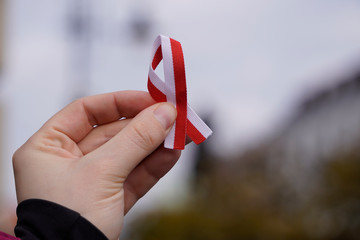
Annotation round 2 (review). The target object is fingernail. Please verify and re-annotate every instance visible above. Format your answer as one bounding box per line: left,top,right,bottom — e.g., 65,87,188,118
154,103,177,129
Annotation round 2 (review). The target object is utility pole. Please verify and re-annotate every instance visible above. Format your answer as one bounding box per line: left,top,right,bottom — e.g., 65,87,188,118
66,0,92,101
0,0,3,75
0,0,5,194
0,0,17,235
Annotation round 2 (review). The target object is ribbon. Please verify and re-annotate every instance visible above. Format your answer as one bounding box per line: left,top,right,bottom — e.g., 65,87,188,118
147,35,212,150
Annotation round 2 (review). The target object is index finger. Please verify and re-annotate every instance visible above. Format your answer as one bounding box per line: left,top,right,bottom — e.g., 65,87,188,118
42,90,156,143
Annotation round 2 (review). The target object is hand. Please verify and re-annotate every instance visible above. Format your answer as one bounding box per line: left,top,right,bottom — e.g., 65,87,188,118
13,91,180,240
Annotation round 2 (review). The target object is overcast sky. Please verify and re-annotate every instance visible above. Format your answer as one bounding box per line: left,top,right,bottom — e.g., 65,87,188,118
2,0,360,216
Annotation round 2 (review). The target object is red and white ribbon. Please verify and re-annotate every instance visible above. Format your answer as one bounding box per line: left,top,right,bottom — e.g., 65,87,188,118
148,35,212,150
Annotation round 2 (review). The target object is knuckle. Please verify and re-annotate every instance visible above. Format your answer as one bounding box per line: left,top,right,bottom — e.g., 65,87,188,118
125,181,145,200
12,136,41,172
72,97,85,105
127,123,157,151
69,98,83,108
12,149,20,168
12,147,26,171
145,149,181,179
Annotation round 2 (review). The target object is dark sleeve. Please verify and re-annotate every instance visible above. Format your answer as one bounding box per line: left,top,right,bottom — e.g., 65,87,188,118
14,199,108,240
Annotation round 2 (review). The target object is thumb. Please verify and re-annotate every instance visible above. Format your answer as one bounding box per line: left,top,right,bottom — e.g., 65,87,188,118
89,102,177,177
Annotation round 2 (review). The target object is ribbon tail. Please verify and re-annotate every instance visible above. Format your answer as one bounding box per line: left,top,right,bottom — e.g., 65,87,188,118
187,105,213,144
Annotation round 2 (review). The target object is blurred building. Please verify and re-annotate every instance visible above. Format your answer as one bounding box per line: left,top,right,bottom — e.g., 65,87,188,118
226,70,360,239
267,72,360,195
126,70,360,240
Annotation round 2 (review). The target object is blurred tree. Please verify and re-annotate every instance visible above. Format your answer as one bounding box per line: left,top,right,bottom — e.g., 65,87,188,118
126,144,360,240
304,148,360,239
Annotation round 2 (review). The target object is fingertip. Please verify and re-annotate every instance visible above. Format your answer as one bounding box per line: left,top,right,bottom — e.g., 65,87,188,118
153,103,177,130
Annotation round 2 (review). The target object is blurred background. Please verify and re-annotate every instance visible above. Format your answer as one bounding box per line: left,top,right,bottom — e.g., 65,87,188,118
0,0,360,239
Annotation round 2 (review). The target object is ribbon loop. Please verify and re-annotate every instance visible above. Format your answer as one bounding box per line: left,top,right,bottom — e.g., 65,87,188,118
148,35,212,150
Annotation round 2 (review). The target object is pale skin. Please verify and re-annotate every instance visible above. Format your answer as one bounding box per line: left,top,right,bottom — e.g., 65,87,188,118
12,91,180,240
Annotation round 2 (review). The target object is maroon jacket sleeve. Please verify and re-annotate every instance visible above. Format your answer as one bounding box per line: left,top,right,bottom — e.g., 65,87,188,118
0,231,19,240
14,199,108,240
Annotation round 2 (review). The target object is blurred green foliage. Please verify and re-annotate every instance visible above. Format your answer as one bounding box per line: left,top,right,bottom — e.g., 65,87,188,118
126,144,360,240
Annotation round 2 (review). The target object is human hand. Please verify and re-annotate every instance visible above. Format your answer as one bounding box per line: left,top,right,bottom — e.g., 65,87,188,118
13,91,180,240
